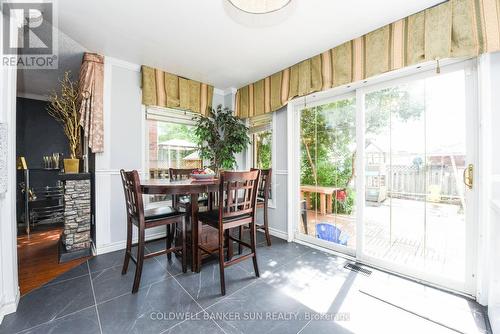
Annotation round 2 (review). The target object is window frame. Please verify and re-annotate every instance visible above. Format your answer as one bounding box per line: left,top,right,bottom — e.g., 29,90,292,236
246,112,276,209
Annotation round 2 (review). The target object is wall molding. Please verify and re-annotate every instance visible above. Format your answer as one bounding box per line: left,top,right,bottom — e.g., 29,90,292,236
96,231,166,255
0,288,19,325
267,227,288,241
105,56,141,72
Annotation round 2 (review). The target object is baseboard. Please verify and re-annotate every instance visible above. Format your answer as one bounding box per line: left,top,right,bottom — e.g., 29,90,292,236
267,227,288,241
95,231,167,255
0,287,20,325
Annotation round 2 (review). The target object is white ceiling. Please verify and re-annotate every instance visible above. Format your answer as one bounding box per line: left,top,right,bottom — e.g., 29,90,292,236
19,0,444,95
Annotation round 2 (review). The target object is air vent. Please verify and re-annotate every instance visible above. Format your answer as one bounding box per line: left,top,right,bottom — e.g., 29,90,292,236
344,263,372,276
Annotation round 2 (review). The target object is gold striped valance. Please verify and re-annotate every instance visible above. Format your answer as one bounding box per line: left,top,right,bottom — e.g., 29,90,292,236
236,0,500,117
141,65,214,115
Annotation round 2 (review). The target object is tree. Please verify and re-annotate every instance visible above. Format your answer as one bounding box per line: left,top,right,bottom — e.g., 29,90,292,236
300,86,424,214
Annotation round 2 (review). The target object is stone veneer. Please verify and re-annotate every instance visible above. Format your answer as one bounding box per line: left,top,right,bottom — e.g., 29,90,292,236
62,179,91,251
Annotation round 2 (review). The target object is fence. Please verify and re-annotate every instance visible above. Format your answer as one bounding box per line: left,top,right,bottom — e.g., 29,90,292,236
387,165,465,204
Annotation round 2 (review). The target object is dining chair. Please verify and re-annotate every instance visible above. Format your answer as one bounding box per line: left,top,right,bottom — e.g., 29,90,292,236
197,170,261,295
120,169,187,293
238,168,272,252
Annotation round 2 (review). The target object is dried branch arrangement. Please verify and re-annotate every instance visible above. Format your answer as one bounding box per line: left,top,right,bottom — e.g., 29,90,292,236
47,71,81,159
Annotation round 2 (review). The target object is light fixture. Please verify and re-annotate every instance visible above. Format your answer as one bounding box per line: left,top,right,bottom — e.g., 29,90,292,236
227,0,292,14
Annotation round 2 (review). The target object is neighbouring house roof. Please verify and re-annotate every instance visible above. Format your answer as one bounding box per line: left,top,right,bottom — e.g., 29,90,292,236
183,151,201,161
158,139,197,150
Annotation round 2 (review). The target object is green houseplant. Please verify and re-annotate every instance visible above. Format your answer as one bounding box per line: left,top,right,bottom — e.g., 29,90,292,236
47,71,82,173
193,105,250,171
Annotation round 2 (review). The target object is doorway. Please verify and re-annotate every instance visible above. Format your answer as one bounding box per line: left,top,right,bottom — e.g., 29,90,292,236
291,60,477,295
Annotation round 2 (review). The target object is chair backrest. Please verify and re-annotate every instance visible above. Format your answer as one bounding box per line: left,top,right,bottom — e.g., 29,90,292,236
251,168,272,200
169,168,195,181
120,169,145,224
218,170,260,220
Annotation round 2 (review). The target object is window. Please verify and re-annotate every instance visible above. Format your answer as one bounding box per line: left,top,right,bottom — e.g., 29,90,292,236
146,108,201,179
249,114,272,170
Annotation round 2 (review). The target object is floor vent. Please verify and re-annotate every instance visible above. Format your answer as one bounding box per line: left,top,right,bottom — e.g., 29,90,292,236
344,263,372,276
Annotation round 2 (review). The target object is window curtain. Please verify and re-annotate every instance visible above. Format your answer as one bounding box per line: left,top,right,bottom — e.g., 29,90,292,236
236,0,498,117
78,52,104,153
141,65,214,115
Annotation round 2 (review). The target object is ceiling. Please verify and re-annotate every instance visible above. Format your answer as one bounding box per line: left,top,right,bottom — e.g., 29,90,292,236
18,0,444,96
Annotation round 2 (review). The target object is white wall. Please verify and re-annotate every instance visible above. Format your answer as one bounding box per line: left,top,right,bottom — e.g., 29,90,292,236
482,52,500,332
94,57,148,254
0,27,20,323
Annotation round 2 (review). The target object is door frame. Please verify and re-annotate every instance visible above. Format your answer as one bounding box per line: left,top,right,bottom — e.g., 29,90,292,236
287,58,478,296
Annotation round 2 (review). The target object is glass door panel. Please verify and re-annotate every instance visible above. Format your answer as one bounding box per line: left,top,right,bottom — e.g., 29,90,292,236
361,68,472,289
299,96,357,252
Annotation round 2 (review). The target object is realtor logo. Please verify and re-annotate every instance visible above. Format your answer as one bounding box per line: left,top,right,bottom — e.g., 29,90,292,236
2,0,58,69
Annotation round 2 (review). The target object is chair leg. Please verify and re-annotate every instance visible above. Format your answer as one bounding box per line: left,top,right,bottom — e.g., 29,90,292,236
263,204,272,247
219,229,226,296
225,229,233,261
132,227,145,293
250,222,260,278
122,218,132,275
166,224,172,260
181,219,187,273
238,226,243,255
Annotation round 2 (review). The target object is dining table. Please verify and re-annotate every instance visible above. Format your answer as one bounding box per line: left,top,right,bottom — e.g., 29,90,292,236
140,178,219,273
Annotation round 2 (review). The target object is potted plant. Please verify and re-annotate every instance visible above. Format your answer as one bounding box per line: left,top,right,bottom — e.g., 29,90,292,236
47,71,82,173
193,105,250,171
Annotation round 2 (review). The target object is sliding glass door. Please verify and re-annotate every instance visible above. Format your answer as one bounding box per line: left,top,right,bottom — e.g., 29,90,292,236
297,94,357,255
294,60,477,294
359,65,476,293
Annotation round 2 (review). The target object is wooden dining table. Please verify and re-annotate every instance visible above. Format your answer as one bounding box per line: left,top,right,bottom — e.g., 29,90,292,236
140,178,219,273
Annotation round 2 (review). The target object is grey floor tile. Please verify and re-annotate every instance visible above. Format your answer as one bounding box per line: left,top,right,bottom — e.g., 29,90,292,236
236,240,313,275
91,258,170,304
97,277,202,334
206,280,312,334
160,317,224,334
44,262,89,287
0,276,94,333
173,260,258,308
20,307,100,334
87,250,124,273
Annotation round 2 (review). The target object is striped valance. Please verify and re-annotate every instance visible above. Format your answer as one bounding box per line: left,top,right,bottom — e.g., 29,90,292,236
141,66,214,115
236,0,500,117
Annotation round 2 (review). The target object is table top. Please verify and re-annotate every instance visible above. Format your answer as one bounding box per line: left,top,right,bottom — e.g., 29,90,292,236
140,178,219,195
300,185,344,194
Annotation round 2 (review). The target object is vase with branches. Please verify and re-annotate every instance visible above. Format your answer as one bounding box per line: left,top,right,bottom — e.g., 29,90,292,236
47,71,82,173
193,105,250,171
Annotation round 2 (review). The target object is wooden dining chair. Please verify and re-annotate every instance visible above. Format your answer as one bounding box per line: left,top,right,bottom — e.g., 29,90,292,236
197,170,261,295
120,169,187,293
238,168,272,251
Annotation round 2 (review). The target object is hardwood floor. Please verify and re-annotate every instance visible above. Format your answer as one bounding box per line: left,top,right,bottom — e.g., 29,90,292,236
17,225,90,295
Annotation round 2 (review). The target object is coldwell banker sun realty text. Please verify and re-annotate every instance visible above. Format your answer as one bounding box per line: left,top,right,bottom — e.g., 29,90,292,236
2,0,58,69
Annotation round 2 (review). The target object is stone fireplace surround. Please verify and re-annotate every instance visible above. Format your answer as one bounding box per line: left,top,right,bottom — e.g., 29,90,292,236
58,173,92,262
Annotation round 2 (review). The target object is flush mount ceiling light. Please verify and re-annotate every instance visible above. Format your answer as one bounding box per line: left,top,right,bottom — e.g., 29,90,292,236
224,0,295,27
227,0,292,14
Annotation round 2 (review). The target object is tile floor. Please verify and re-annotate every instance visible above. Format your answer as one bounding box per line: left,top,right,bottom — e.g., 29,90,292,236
0,234,491,334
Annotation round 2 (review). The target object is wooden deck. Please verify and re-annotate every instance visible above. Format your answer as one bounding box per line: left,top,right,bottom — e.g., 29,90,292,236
300,198,465,280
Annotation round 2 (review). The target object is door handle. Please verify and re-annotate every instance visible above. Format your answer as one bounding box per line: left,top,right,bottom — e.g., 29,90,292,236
463,164,473,190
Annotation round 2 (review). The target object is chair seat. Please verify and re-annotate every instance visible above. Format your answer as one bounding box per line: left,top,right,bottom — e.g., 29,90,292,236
198,210,252,227
145,206,183,221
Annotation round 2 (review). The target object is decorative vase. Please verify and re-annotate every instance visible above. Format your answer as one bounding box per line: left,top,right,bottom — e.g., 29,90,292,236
64,158,79,174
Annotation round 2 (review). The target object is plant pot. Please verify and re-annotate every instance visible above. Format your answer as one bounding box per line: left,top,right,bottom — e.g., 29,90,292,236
64,158,80,174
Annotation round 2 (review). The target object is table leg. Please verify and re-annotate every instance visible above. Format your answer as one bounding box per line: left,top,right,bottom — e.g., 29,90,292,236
191,193,200,272
326,194,332,214
305,192,311,210
320,193,326,216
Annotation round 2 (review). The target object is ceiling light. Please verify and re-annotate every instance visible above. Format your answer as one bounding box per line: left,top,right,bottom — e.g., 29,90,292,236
227,0,292,14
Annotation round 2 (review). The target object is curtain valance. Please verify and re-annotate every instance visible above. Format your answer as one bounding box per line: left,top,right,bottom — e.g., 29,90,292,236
236,0,499,117
141,65,214,115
